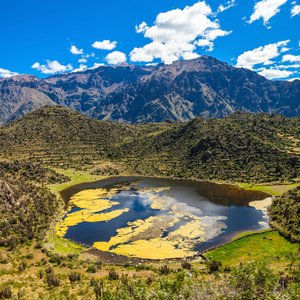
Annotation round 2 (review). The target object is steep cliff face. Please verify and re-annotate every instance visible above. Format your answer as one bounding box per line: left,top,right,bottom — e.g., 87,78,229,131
0,56,299,124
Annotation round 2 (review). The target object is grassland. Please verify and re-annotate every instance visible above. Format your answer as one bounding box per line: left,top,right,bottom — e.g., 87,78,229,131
205,230,299,267
238,181,300,196
47,168,105,194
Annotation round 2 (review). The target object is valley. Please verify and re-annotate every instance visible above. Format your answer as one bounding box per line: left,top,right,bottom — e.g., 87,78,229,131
0,106,299,299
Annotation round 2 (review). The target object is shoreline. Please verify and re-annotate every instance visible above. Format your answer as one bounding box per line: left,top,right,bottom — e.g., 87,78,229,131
44,172,286,262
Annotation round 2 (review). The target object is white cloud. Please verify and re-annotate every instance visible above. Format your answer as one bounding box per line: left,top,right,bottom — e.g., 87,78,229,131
258,68,293,79
78,58,87,63
0,67,18,78
92,40,117,50
204,29,231,41
282,54,300,62
195,39,214,51
105,51,127,65
291,4,300,16
248,0,288,25
182,52,201,60
236,40,290,69
276,63,300,69
89,63,105,69
130,2,231,64
31,60,73,74
217,0,236,13
72,64,88,72
70,45,84,55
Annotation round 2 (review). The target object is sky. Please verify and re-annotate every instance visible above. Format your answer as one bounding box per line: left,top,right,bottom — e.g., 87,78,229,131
0,0,299,80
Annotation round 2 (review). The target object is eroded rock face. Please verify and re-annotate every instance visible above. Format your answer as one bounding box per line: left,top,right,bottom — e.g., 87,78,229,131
0,56,299,124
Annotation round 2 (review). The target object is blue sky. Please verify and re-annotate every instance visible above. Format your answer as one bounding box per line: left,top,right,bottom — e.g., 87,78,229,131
0,0,299,80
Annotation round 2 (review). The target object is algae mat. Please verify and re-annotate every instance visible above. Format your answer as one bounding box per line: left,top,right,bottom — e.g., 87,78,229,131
57,177,270,259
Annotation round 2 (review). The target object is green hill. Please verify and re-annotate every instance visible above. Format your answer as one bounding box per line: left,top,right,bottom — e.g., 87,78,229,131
0,106,299,182
269,186,300,242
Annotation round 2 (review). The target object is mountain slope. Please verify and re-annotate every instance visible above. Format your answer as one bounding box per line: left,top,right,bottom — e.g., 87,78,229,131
0,56,299,125
0,106,299,182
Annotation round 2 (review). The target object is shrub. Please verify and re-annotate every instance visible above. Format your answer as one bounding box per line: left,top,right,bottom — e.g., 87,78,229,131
181,260,192,270
18,261,27,272
0,286,12,299
45,266,54,274
86,264,97,273
108,269,119,280
25,253,34,260
159,264,170,275
69,272,81,283
207,260,222,273
46,274,60,287
91,279,104,300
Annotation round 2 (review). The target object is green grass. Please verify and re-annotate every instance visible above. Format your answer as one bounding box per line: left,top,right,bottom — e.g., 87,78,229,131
47,168,105,194
43,232,86,255
205,230,299,266
238,182,300,196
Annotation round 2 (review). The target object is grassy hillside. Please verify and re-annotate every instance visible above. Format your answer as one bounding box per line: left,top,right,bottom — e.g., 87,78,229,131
269,186,300,242
0,106,299,183
0,161,69,247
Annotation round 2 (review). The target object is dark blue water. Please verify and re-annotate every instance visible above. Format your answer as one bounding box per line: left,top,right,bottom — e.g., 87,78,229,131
61,177,270,252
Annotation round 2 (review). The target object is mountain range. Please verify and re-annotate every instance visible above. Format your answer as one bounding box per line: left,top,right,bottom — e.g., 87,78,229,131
0,56,299,125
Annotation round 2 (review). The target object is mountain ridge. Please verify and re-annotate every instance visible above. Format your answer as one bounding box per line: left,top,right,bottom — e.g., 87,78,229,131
0,56,299,125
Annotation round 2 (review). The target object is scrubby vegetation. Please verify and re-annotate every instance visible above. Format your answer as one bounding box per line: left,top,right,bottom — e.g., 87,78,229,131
0,236,299,299
269,186,300,242
0,107,299,183
0,160,69,183
0,161,68,247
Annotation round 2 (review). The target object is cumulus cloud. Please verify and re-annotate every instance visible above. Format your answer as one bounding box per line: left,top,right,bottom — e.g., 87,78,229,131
236,40,290,69
0,67,19,78
92,40,117,50
31,60,73,74
130,2,231,64
248,0,288,25
258,68,293,79
70,45,84,55
291,4,300,16
282,54,300,62
105,51,127,65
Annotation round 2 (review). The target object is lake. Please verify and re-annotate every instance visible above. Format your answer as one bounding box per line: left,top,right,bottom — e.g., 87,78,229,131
57,176,270,259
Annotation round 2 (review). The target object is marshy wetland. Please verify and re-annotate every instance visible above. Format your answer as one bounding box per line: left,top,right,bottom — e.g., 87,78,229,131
56,177,271,260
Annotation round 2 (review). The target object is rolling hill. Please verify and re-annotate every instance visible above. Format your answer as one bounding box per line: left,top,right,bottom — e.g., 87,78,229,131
0,106,299,183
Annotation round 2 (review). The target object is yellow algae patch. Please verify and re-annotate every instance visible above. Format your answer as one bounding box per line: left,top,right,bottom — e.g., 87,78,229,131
55,188,124,238
93,215,179,252
69,188,120,212
85,209,129,222
55,208,129,238
169,219,204,239
112,238,195,259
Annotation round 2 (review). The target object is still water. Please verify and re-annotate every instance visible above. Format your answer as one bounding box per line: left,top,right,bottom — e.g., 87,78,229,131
59,177,270,259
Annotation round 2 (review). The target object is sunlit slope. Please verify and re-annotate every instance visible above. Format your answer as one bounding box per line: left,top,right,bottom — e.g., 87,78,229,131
0,106,299,182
